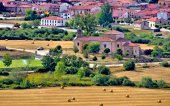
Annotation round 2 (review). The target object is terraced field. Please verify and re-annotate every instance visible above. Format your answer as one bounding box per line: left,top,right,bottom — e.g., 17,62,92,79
0,87,170,106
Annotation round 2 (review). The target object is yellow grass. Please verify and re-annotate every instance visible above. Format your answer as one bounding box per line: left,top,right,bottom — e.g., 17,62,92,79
138,44,154,50
113,66,170,83
0,87,169,106
0,40,74,50
0,20,31,24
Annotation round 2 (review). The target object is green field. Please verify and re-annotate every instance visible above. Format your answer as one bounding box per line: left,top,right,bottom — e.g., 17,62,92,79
0,59,42,68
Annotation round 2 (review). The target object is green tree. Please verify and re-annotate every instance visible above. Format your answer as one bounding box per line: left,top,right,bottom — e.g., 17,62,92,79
2,54,12,67
151,46,163,57
25,10,40,20
116,49,123,55
116,54,123,61
123,59,135,71
54,62,65,79
42,56,56,71
49,45,63,57
104,48,110,55
31,20,40,28
97,3,113,26
21,22,31,29
88,42,100,53
97,66,111,75
73,45,79,54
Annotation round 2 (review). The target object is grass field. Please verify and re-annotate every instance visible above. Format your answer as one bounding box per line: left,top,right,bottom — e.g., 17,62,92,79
0,20,31,24
0,40,74,50
113,66,170,83
0,87,169,106
0,59,42,68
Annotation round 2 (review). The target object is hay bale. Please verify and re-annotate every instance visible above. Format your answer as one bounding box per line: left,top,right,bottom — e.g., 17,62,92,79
25,39,27,41
126,94,130,98
110,89,113,92
157,99,161,103
47,44,49,46
72,97,75,100
5,39,8,41
67,99,71,102
103,88,106,91
60,86,64,89
99,103,103,106
31,42,34,44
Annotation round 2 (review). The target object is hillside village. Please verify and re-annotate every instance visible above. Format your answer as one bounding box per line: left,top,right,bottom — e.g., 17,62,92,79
0,0,170,106
0,0,170,30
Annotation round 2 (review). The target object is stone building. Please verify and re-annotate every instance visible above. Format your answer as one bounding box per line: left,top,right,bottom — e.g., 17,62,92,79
73,29,141,57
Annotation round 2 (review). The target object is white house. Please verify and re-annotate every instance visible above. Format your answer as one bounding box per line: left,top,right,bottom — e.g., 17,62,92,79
60,10,72,19
40,16,66,27
157,11,170,20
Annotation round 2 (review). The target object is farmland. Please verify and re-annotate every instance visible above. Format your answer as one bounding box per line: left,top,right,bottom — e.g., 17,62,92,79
0,40,74,50
113,66,170,83
0,87,169,106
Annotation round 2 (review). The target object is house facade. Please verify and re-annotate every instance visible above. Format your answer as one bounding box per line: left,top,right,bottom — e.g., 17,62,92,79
74,29,141,57
40,16,66,27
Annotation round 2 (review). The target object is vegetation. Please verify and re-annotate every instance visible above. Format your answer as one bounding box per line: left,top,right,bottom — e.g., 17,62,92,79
2,54,12,67
123,59,135,71
0,28,75,40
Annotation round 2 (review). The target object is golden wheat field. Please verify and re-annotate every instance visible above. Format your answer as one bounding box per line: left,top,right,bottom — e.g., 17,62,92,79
0,87,170,106
0,40,74,50
113,66,170,83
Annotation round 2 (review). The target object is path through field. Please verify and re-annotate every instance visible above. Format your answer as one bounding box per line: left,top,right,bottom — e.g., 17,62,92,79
0,87,170,106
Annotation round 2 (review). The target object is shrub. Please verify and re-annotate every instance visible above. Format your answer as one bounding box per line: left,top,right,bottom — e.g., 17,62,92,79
78,67,92,78
92,74,109,86
101,55,106,59
122,79,135,86
139,77,157,88
65,67,78,74
156,80,166,88
104,48,110,54
160,61,169,67
97,66,111,75
108,77,118,85
116,76,129,85
123,59,135,71
93,56,98,61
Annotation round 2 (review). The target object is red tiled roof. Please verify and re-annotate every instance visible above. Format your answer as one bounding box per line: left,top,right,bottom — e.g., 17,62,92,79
116,38,128,42
76,36,114,42
104,30,123,35
123,42,139,47
42,16,64,20
70,5,97,10
147,17,159,22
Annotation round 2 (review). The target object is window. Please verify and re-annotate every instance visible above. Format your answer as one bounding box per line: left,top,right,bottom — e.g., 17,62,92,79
77,42,79,46
117,44,119,48
104,44,106,48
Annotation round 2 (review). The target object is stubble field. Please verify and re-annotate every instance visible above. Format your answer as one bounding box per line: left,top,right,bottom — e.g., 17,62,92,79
0,87,170,106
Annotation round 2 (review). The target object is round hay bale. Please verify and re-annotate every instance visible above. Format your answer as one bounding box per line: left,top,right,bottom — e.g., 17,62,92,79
72,97,75,100
60,86,64,89
31,42,34,44
5,39,8,41
110,89,113,92
103,88,106,91
126,94,130,98
67,99,71,102
47,44,49,46
157,99,161,103
99,103,103,106
25,39,27,41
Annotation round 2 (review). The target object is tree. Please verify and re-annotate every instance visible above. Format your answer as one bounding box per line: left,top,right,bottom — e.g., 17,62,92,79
31,20,40,28
123,59,135,71
73,46,79,54
97,3,113,26
2,54,12,67
151,46,163,57
88,42,100,53
10,69,27,84
97,66,111,75
139,77,155,88
92,74,109,86
116,49,123,55
54,62,65,79
104,48,110,55
42,56,56,71
25,10,40,20
78,67,92,78
69,14,97,35
116,54,123,61
49,45,63,57
21,22,31,29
